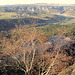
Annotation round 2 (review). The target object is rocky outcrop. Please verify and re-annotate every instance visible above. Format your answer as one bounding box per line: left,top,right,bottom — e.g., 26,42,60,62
58,63,75,75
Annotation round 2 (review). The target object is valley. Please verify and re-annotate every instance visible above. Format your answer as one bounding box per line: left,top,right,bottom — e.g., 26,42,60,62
0,3,75,75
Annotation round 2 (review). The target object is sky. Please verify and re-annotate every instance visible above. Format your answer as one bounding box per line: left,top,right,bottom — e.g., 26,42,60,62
0,0,75,5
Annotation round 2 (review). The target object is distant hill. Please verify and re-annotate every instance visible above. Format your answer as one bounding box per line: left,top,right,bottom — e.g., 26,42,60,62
0,4,75,17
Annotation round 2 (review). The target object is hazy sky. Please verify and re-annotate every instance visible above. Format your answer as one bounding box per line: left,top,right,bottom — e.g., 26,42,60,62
0,0,75,5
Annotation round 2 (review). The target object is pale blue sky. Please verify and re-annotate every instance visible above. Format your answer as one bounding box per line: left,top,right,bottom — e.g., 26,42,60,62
0,0,75,5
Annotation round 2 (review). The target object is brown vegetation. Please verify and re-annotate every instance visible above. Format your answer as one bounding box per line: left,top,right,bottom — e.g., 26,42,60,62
0,26,75,75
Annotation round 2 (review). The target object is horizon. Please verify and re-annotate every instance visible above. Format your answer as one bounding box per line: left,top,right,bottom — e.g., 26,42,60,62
0,0,75,6
0,3,75,6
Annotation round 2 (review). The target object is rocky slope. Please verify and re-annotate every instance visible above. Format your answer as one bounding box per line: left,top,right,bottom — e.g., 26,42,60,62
0,4,75,17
